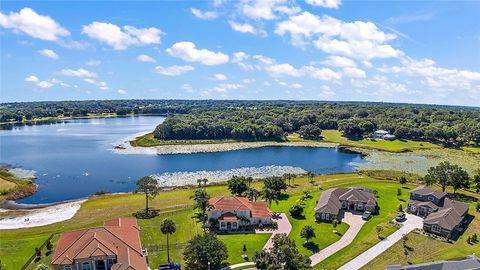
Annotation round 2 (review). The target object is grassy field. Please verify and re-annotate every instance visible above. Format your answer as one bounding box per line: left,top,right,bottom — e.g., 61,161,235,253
131,132,237,147
315,130,440,153
2,172,478,270
217,234,272,264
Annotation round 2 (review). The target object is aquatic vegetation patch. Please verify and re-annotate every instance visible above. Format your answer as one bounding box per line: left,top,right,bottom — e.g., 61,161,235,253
353,148,480,175
151,165,307,187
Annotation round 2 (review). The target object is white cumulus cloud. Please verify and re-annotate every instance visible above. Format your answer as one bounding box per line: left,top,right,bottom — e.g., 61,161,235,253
137,54,156,62
117,89,127,95
58,68,97,78
229,21,266,36
38,49,59,59
214,73,228,81
305,0,341,9
82,22,163,50
190,8,219,20
25,75,39,82
154,65,195,76
0,8,70,41
166,41,229,65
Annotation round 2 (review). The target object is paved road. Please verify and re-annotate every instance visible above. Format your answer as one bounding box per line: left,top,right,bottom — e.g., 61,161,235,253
310,212,366,266
337,213,423,270
257,213,292,250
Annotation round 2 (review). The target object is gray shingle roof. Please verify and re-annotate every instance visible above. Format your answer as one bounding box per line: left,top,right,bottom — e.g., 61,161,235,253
315,187,377,215
422,198,469,231
411,186,446,200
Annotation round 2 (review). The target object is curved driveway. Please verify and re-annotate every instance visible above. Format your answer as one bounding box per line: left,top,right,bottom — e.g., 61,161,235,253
310,212,366,266
257,213,292,250
337,213,423,270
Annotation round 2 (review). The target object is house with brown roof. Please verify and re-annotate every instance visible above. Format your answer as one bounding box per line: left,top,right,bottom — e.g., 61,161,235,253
314,187,377,221
51,217,148,270
407,186,469,238
207,196,272,231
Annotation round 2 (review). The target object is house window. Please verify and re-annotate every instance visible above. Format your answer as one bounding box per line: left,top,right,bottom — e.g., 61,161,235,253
428,196,434,201
63,266,72,270
431,225,442,234
82,262,91,270
108,258,117,266
357,204,363,210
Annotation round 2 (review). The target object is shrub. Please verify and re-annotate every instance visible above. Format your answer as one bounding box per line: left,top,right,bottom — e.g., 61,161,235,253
289,204,304,217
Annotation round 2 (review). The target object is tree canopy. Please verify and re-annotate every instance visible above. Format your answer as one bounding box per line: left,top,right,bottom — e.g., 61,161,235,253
254,234,313,270
183,233,228,270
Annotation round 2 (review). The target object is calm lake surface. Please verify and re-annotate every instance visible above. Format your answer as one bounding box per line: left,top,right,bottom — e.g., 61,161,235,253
0,116,364,204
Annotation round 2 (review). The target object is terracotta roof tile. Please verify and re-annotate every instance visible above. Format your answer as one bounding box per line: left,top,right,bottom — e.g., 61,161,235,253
52,218,147,270
209,196,272,219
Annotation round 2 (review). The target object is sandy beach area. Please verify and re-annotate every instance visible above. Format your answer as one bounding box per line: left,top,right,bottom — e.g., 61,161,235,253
0,199,86,229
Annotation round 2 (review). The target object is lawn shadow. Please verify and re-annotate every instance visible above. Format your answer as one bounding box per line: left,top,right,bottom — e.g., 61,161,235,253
451,214,475,241
448,193,477,204
291,214,306,220
303,241,320,253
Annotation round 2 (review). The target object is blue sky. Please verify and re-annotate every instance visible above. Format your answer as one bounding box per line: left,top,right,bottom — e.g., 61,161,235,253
1,0,479,106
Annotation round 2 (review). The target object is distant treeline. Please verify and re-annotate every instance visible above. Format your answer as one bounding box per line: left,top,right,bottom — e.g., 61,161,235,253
153,105,480,146
2,100,479,146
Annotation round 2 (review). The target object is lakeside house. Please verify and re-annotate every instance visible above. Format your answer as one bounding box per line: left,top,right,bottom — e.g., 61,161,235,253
386,254,480,270
314,186,377,221
407,186,469,238
373,130,396,140
51,217,148,270
207,196,272,230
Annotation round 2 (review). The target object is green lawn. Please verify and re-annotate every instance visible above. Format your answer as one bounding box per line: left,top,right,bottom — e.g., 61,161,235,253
2,172,477,270
462,146,480,154
138,207,201,268
270,192,349,256
0,234,50,269
318,130,440,153
218,234,271,264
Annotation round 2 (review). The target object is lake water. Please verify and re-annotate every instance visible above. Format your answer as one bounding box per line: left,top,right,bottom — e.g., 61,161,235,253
0,116,365,204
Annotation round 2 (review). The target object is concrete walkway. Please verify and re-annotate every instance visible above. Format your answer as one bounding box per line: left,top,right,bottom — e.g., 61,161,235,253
310,212,366,266
257,213,292,250
337,213,423,270
221,262,255,270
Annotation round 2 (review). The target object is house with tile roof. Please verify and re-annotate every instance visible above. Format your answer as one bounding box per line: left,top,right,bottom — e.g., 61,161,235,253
314,186,377,221
407,186,469,238
207,196,272,231
51,217,148,270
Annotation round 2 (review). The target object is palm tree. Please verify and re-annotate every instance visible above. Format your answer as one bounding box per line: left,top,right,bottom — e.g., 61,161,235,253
307,171,315,186
246,177,253,187
202,178,208,187
262,188,277,208
290,173,296,185
197,179,203,188
160,219,177,263
244,188,260,201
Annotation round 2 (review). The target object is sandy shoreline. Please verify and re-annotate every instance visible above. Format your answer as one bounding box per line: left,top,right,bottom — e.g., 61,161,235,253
114,137,339,155
0,199,86,229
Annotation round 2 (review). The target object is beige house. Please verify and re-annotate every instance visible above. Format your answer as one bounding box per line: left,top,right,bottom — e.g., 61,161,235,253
207,196,272,230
